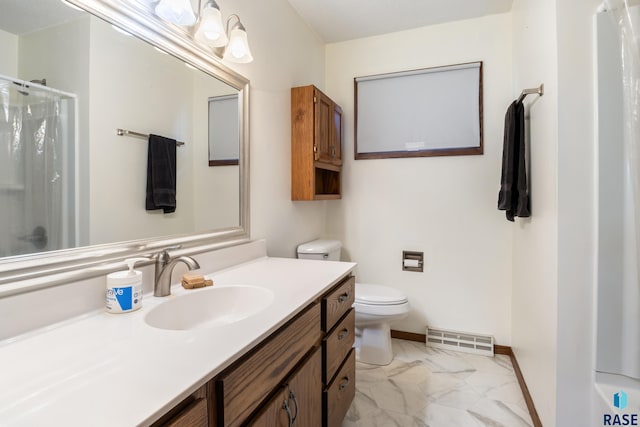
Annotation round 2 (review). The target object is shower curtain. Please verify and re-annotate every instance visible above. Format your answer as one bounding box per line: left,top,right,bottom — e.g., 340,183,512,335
0,77,64,257
603,0,640,380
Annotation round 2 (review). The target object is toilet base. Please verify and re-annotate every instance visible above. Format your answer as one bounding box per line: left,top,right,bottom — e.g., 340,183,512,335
355,323,393,366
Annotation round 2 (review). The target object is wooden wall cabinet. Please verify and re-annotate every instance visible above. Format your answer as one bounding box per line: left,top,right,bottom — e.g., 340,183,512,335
291,85,343,200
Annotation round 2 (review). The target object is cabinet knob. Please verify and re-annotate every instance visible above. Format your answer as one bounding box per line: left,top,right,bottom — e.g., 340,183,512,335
337,292,349,303
313,144,319,161
338,328,349,341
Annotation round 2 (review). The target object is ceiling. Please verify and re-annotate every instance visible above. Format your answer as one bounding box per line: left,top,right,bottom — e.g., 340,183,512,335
286,0,514,43
1,0,514,42
0,0,85,35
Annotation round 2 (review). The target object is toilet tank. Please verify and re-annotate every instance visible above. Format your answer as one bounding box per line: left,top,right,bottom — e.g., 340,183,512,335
297,239,342,261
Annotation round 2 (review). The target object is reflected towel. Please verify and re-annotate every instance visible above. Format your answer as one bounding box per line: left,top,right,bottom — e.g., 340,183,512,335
145,134,176,214
497,100,530,221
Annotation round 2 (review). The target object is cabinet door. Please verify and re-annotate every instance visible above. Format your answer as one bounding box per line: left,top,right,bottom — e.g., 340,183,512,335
331,104,342,166
249,348,322,427
314,89,333,164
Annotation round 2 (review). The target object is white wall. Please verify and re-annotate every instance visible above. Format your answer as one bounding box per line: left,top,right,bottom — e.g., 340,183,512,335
214,0,328,258
325,14,514,345
511,0,599,425
510,1,559,425
0,29,17,77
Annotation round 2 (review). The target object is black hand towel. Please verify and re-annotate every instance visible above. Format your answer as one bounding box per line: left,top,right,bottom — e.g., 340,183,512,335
498,100,530,221
146,134,176,214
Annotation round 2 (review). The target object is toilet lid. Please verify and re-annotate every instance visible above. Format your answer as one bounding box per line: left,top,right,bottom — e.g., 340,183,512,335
355,283,408,305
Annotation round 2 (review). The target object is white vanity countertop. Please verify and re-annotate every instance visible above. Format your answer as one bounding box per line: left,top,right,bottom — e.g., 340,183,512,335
0,256,356,426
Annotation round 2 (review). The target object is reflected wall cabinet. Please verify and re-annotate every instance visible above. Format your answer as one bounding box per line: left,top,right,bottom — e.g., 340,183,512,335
291,85,343,200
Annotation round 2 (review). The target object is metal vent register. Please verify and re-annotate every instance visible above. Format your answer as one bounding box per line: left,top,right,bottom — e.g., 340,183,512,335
426,327,494,356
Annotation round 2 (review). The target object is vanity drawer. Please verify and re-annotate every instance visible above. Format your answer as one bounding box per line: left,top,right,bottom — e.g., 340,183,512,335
322,276,355,332
323,308,354,384
163,398,208,427
324,349,356,427
215,303,322,427
151,385,208,427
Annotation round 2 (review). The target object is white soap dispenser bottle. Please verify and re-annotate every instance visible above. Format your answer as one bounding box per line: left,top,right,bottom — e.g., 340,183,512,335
106,257,147,314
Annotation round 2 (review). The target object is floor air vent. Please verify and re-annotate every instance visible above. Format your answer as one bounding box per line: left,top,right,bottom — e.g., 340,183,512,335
426,327,494,356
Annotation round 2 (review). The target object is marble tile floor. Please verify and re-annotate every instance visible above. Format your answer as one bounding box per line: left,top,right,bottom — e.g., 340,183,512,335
342,339,533,427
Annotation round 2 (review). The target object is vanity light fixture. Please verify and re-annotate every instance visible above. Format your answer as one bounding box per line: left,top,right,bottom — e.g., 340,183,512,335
155,0,197,26
153,0,253,63
194,0,228,47
222,14,253,63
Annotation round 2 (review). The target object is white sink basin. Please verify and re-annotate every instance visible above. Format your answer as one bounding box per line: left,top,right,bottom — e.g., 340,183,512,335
145,285,275,331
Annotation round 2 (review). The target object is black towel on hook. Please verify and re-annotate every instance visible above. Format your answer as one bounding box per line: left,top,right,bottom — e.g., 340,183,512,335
498,100,530,221
146,134,177,214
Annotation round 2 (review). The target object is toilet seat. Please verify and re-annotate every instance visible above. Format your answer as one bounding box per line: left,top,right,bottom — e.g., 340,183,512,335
355,283,408,305
354,300,410,316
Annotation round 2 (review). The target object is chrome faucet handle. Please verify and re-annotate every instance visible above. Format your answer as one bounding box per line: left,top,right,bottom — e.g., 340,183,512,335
153,248,200,297
155,245,182,264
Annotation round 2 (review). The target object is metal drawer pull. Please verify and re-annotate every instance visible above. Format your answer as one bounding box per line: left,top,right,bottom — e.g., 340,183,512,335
337,292,349,303
338,376,350,391
289,390,299,423
338,328,349,340
282,399,293,427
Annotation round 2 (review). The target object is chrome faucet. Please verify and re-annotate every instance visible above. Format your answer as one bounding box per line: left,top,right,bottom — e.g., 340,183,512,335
154,250,200,297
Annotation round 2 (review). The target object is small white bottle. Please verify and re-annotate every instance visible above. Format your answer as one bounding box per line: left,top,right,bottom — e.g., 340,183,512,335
106,257,147,314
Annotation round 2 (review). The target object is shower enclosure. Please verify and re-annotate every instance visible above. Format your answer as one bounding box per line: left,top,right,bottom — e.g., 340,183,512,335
597,0,640,400
0,75,77,257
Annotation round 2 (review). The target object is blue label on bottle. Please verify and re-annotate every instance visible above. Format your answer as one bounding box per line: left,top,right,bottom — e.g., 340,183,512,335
113,287,132,310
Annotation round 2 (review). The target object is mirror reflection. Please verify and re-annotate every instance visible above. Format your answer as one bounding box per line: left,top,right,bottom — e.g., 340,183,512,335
0,0,241,258
208,93,239,166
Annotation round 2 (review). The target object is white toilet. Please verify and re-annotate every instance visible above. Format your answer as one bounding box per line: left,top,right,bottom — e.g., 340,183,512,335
296,239,410,366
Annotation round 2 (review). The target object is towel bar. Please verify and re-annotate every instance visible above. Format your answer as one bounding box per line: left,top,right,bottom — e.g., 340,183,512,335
517,84,544,103
116,128,185,146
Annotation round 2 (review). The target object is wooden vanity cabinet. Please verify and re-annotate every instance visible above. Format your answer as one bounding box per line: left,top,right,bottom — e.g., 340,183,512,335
155,275,356,427
291,85,343,200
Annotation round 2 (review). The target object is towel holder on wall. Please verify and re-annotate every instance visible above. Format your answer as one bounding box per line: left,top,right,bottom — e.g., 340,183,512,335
517,84,544,103
116,128,185,146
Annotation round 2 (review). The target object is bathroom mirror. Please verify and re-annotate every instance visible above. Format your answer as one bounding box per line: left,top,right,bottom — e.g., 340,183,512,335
0,0,250,292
